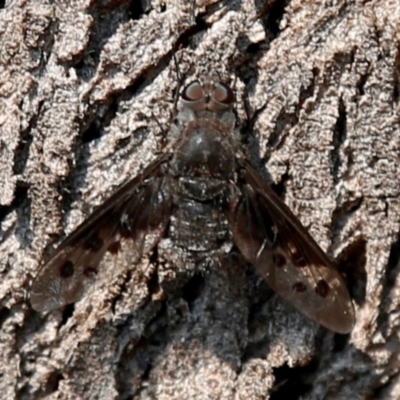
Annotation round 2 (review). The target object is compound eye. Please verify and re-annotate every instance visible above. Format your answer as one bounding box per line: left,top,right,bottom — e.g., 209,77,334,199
182,81,204,102
213,82,234,105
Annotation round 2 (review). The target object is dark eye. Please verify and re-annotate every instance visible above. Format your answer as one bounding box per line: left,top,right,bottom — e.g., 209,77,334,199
182,81,204,102
213,82,234,105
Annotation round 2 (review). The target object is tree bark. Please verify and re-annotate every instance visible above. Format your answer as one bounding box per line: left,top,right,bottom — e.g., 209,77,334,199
1,0,400,398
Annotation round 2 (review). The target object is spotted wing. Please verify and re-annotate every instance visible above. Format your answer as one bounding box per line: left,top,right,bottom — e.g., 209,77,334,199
30,156,172,312
230,163,355,333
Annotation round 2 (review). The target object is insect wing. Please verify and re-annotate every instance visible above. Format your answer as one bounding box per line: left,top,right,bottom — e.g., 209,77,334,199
230,163,354,333
30,157,172,312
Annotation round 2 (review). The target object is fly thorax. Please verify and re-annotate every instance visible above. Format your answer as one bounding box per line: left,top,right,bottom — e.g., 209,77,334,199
173,125,236,178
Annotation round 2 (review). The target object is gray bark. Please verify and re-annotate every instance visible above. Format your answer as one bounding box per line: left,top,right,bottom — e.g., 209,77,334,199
1,0,400,398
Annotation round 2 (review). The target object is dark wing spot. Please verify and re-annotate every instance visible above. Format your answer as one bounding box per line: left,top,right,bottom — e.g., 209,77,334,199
292,282,307,293
272,253,286,268
108,241,121,254
59,261,75,278
315,279,330,298
83,267,98,279
83,234,104,252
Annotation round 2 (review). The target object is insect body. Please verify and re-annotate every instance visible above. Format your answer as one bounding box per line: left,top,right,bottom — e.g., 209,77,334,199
30,77,355,334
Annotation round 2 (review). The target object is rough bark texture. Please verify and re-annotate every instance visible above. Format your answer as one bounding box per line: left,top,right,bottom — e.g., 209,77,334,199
1,0,400,399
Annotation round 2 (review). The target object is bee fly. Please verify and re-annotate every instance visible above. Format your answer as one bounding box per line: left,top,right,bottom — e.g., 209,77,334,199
30,76,355,334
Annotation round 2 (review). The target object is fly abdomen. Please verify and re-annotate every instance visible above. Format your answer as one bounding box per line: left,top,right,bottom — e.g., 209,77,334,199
169,196,229,252
177,177,227,201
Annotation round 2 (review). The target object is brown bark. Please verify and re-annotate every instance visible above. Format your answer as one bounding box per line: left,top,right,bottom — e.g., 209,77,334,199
1,0,400,398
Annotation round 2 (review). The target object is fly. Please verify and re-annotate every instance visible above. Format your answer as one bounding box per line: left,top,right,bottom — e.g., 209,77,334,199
30,76,355,334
